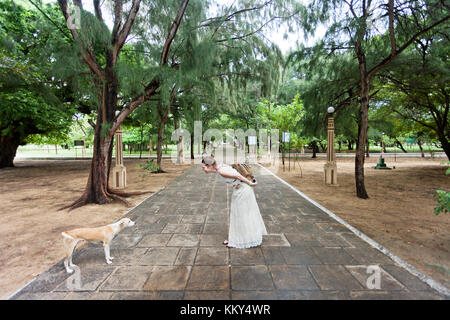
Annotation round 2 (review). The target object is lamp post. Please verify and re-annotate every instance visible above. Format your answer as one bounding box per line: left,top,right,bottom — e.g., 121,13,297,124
112,110,127,189
324,106,338,185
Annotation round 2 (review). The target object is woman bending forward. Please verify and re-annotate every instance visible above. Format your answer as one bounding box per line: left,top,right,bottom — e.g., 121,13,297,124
201,156,268,248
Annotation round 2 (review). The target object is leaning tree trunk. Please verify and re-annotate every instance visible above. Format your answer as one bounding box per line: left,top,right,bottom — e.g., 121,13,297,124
56,0,189,210
0,135,21,168
355,44,370,199
395,139,407,153
60,85,147,211
61,107,115,210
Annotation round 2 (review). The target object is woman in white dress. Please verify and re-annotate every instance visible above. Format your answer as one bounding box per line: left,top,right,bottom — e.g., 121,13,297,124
201,156,268,248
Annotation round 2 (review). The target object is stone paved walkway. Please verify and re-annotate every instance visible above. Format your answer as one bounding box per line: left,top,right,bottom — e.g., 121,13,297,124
9,164,448,300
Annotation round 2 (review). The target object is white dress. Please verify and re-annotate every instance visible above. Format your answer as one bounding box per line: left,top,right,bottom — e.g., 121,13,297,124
217,163,268,248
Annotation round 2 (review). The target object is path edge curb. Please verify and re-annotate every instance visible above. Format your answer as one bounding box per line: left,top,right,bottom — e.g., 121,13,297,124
257,163,450,298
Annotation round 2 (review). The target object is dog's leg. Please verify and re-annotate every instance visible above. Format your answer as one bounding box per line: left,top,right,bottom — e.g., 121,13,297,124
62,234,75,273
64,258,73,274
68,239,81,268
103,243,113,264
62,233,81,273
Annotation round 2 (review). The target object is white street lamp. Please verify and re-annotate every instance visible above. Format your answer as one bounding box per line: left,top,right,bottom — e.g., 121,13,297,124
324,106,338,185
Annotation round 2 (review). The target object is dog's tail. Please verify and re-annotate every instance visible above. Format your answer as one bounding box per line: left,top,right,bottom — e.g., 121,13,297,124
61,232,74,240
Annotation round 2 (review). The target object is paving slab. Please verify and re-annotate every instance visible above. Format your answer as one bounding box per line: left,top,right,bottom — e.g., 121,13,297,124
9,164,448,300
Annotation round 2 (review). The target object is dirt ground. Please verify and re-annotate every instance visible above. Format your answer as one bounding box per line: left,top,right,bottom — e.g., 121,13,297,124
0,158,192,300
0,156,449,299
263,156,450,289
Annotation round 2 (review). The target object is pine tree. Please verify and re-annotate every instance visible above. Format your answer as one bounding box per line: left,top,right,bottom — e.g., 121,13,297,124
292,0,449,198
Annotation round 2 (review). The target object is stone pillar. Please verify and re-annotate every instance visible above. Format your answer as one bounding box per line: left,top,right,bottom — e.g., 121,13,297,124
324,116,338,185
112,127,127,189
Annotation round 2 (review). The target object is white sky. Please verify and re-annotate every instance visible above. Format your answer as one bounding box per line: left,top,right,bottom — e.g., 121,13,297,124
37,0,326,53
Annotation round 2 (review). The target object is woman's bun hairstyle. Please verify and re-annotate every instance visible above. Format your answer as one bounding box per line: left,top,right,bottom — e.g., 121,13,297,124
202,155,216,166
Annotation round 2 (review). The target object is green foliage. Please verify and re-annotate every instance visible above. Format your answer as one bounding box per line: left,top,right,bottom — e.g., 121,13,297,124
372,27,450,155
139,159,160,175
434,161,450,215
257,93,304,132
434,190,450,215
0,0,75,148
287,0,450,164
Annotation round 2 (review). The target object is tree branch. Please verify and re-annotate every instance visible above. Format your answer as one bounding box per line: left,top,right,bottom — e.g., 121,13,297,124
368,14,450,78
388,0,396,56
111,0,123,47
110,0,190,136
27,0,70,39
393,109,436,131
114,0,142,58
57,0,105,80
93,0,103,21
161,0,190,65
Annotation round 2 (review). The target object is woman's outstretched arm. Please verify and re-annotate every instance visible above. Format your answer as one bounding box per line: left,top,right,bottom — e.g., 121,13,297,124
218,167,256,186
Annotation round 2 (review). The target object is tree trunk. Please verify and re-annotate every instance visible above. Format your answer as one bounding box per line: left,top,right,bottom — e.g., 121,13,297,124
56,0,189,210
60,110,114,210
174,114,180,164
417,139,425,158
311,140,318,158
139,125,144,159
156,124,163,169
365,137,370,158
318,141,326,152
60,87,145,211
436,131,450,160
0,135,21,168
190,132,195,159
347,140,353,150
355,47,370,199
